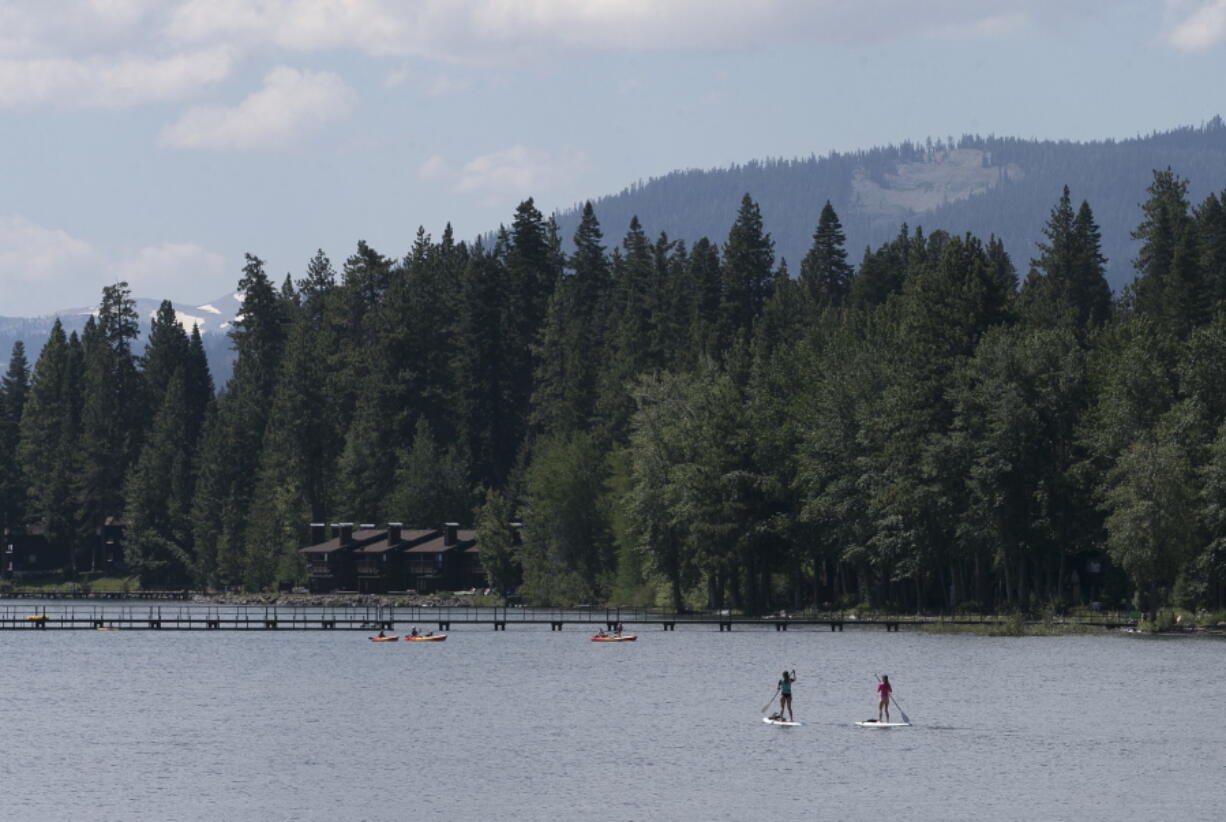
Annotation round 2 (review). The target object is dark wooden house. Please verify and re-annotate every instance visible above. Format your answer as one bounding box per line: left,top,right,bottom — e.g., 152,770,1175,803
3,525,70,578
353,524,438,594
403,523,480,593
299,521,485,593
300,523,386,593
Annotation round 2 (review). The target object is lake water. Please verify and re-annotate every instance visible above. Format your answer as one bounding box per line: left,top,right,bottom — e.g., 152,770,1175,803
2,618,1223,821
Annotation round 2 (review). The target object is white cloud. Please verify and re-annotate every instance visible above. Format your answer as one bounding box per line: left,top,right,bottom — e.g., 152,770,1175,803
0,0,161,59
450,145,590,204
0,216,99,313
1165,0,1226,52
163,1,1075,63
167,0,412,56
384,65,410,88
0,48,233,108
110,242,228,301
158,66,357,150
424,73,471,96
418,155,452,181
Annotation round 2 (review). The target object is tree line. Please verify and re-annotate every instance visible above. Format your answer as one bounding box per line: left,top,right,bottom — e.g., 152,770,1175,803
556,117,1226,293
2,169,1225,616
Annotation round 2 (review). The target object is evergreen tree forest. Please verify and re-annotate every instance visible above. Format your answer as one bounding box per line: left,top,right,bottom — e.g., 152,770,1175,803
4,173,1226,617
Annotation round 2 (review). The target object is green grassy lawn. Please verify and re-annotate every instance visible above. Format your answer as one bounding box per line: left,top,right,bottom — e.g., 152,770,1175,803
0,573,140,594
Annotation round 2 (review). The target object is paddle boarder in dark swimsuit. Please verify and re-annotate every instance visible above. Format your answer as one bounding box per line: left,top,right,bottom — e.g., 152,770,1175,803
778,670,797,721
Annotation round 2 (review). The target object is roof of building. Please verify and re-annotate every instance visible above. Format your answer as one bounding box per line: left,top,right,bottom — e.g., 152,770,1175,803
354,529,439,554
300,528,385,554
405,531,477,554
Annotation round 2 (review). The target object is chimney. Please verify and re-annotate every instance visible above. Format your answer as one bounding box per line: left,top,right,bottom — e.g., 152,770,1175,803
309,523,326,545
387,522,402,545
335,522,354,545
444,522,459,546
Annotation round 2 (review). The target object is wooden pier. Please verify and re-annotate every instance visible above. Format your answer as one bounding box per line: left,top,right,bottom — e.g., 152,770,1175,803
0,604,1137,632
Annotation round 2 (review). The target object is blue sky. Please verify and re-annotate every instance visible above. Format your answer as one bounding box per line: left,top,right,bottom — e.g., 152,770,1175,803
1,0,1225,315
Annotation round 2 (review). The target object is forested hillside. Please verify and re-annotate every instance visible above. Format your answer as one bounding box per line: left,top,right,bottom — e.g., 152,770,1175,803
2,168,1225,618
555,118,1226,292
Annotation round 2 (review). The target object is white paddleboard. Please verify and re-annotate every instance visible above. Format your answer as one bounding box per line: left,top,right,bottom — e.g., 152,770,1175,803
763,717,805,726
855,720,911,728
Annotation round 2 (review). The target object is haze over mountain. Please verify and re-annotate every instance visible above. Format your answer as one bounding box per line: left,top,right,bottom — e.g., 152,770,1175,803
4,117,1225,381
0,292,242,385
553,117,1226,293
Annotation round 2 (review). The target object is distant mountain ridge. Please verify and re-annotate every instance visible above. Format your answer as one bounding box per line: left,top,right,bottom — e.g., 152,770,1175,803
5,119,1226,380
554,117,1226,291
0,292,241,385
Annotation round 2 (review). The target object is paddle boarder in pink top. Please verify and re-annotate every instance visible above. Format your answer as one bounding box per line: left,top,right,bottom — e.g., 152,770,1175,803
876,675,892,722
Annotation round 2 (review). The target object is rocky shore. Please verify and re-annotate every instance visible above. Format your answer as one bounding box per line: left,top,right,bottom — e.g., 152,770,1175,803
189,592,491,608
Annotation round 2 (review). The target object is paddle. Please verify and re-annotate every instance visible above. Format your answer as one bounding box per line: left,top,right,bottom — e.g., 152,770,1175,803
891,694,912,725
761,689,779,713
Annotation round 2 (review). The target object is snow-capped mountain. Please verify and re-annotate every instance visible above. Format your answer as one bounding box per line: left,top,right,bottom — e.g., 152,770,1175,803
0,292,244,385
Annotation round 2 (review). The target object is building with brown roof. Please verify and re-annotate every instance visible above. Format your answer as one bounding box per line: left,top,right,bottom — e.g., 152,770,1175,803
299,521,484,593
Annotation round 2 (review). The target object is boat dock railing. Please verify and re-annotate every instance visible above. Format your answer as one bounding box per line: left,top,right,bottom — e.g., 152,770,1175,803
0,604,1138,631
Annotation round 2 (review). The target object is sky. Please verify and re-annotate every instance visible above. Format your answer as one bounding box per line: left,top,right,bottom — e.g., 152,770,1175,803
1,0,1225,315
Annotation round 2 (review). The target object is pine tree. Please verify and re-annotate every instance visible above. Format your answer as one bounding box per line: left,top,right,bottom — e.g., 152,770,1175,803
850,224,911,308
682,237,723,364
475,486,519,593
531,202,610,436
0,342,31,530
75,283,144,564
1023,189,1111,333
124,370,194,586
143,300,191,407
799,201,854,310
1198,192,1226,312
385,418,472,527
184,325,213,446
455,239,514,488
719,194,775,347
333,387,394,522
520,431,611,605
1131,169,1192,320
17,322,79,551
191,255,288,589
241,311,333,591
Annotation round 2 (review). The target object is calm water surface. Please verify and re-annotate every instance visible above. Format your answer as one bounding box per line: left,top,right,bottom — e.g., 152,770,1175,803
2,617,1223,821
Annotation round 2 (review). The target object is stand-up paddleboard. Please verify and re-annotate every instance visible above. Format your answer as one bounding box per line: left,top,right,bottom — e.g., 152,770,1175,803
763,717,805,727
855,719,910,728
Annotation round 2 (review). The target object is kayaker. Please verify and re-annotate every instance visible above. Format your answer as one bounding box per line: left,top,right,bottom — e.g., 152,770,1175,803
876,675,892,722
778,670,797,722
410,627,419,637
377,630,386,638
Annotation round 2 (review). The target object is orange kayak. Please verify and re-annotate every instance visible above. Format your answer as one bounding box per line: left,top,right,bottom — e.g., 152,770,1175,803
368,635,399,642
591,634,637,642
404,634,447,642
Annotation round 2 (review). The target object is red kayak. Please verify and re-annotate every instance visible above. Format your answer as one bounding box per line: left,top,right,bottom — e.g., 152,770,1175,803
368,635,399,642
591,634,637,642
404,634,447,642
